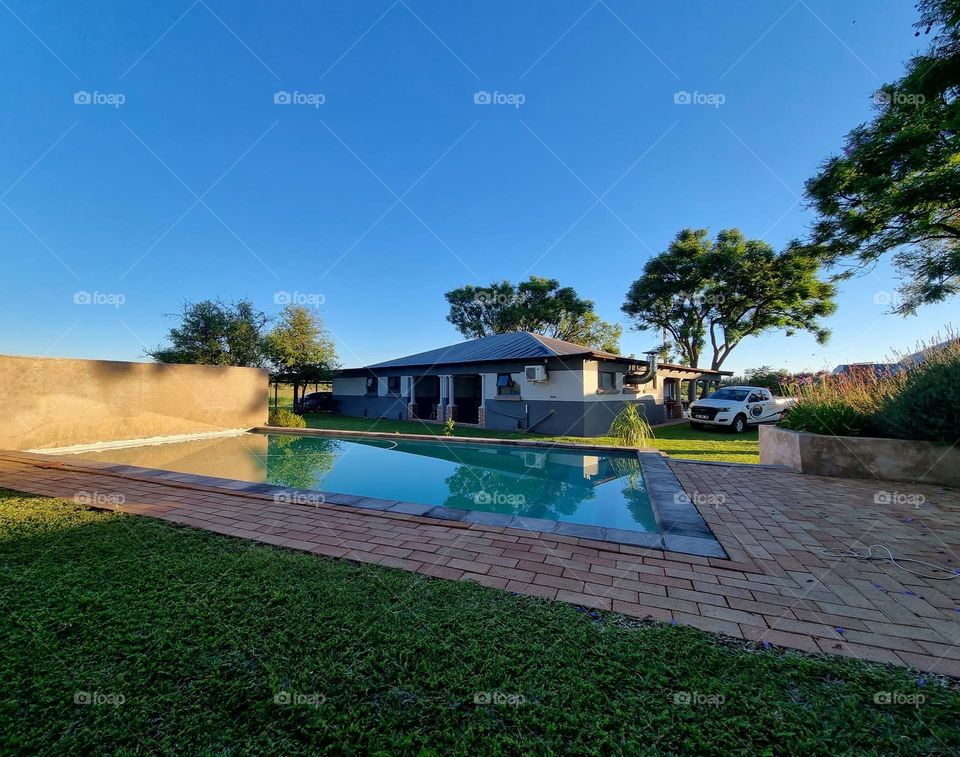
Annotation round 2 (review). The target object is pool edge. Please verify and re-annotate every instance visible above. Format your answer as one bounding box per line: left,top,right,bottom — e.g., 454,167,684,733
3,442,727,558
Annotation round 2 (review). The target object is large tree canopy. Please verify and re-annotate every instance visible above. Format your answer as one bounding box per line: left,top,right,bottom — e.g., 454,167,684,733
264,305,338,410
622,229,837,370
445,276,622,353
804,0,960,313
147,299,268,367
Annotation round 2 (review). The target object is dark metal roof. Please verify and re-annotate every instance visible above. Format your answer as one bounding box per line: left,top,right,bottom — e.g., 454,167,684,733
336,331,729,375
366,332,610,369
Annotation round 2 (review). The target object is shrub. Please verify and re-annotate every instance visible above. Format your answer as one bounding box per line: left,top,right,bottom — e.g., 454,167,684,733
779,398,873,437
268,408,307,428
873,348,960,443
779,368,904,436
779,332,960,441
608,404,655,447
443,418,456,437
780,368,895,436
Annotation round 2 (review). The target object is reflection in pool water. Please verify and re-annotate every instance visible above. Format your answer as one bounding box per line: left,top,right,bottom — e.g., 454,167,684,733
71,433,657,533
267,435,655,532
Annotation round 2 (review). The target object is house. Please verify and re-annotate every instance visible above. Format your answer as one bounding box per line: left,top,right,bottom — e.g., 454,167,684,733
832,338,959,377
332,332,731,436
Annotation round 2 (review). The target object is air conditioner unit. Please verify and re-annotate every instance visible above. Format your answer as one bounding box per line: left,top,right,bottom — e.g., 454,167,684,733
524,452,547,469
524,365,547,383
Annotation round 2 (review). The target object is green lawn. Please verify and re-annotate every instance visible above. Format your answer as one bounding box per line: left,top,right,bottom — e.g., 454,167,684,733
301,413,761,464
2,490,955,754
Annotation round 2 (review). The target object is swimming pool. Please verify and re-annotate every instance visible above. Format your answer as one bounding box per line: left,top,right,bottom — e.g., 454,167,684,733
63,431,724,555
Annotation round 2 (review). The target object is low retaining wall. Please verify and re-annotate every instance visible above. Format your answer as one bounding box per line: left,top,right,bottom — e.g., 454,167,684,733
0,354,268,450
759,425,960,487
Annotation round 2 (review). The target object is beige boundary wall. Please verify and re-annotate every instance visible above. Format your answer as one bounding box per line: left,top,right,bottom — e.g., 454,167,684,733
760,425,960,488
0,354,268,450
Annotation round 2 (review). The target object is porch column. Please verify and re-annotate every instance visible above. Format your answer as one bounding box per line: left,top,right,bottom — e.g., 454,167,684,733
438,375,449,422
478,374,487,428
445,374,456,422
406,376,416,420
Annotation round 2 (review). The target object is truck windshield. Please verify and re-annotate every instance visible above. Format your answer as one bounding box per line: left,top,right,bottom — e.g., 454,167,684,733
706,388,750,401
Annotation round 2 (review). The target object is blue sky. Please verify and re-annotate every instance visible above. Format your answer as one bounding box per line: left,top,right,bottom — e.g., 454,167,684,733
1,0,953,374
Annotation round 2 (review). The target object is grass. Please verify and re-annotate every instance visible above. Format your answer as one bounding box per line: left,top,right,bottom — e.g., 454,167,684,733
299,413,761,464
2,489,957,754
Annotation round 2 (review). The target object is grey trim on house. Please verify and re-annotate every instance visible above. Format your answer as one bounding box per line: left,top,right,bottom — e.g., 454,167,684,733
483,396,667,436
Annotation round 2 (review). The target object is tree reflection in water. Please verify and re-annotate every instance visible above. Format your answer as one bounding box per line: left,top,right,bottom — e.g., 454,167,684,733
265,435,339,490
442,465,595,519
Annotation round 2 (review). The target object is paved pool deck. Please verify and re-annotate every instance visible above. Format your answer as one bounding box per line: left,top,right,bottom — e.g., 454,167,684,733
1,448,959,675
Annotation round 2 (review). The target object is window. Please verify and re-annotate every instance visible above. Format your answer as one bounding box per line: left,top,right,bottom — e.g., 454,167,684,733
496,372,520,395
365,376,378,395
706,388,749,402
748,391,764,403
599,371,616,390
387,376,401,394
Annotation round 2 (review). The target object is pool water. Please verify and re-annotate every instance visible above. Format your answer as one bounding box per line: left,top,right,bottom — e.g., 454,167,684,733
69,433,658,533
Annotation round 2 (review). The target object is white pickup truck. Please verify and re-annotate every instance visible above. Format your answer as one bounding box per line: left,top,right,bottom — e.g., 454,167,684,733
688,386,795,433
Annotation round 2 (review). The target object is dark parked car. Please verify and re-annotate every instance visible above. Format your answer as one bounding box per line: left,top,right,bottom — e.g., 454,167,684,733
297,392,336,413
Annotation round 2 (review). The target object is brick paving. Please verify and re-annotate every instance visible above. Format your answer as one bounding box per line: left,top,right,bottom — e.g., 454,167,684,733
2,450,959,675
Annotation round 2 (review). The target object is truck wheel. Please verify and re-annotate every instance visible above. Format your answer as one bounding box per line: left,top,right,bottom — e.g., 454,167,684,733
731,414,747,434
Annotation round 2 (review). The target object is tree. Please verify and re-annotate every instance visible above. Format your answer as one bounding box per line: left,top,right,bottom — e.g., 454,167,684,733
622,228,837,370
147,299,268,366
804,0,960,314
264,305,338,411
444,276,622,353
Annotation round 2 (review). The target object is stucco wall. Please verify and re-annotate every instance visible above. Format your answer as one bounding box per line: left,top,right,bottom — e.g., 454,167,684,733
760,425,960,487
0,354,268,450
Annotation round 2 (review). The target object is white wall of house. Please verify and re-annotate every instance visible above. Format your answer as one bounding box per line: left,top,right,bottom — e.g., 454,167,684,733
332,376,368,396
580,359,687,404
482,367,587,402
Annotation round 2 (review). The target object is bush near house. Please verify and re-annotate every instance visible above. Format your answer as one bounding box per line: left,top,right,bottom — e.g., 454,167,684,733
268,408,307,429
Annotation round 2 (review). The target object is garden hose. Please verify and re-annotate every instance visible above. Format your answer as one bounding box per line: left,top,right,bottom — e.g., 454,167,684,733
820,543,960,581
